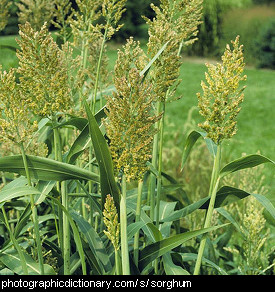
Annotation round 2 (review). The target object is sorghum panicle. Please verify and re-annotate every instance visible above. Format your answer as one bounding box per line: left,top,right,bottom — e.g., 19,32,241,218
16,22,72,118
17,0,55,30
197,36,247,145
103,194,120,251
144,0,203,101
101,0,127,39
51,0,73,41
0,67,38,146
0,0,11,32
104,38,160,181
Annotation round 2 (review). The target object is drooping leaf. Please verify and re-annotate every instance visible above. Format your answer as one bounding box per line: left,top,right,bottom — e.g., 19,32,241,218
0,155,99,182
200,186,251,209
252,193,275,220
84,100,120,210
181,130,217,170
55,117,88,131
216,207,243,234
219,154,274,179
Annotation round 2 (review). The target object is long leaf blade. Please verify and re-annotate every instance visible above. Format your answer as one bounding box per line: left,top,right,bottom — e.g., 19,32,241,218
219,154,274,179
0,155,99,182
84,100,120,210
181,130,217,170
139,223,229,270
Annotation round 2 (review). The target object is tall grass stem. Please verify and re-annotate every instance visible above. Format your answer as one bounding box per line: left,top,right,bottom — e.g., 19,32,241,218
53,124,70,275
1,205,29,274
193,144,222,275
134,180,143,266
20,143,44,275
120,174,130,275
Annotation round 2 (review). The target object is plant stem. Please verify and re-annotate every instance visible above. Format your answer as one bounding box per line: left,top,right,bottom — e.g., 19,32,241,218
1,205,29,274
53,122,70,275
155,101,165,227
134,180,143,266
20,143,44,275
193,144,222,275
115,249,122,275
120,174,130,275
149,100,162,220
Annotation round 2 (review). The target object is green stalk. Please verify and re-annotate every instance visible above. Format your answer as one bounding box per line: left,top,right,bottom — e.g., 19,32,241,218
153,40,184,224
149,100,162,220
193,144,222,275
1,205,28,274
120,174,130,275
155,101,165,227
53,122,70,275
115,249,122,275
133,180,143,266
20,143,44,275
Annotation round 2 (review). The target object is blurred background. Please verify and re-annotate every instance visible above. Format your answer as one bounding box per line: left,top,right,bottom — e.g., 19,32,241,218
1,0,275,69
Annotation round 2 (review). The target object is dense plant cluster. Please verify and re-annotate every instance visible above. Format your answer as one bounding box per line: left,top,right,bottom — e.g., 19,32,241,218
0,0,274,276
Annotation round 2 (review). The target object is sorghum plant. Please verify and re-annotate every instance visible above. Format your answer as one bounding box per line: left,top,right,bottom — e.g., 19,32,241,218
103,38,160,274
197,36,247,145
144,0,203,228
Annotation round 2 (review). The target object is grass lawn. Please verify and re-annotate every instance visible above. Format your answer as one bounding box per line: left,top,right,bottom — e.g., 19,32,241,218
1,35,274,198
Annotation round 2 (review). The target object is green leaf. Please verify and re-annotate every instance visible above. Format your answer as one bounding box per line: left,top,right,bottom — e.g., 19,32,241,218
66,107,106,164
66,124,91,164
139,223,229,270
216,207,243,234
163,253,190,275
0,155,99,182
140,41,169,80
161,196,209,223
127,222,145,240
0,186,41,208
48,196,86,275
14,204,32,238
70,210,111,273
55,117,88,131
200,186,251,209
219,154,274,179
35,180,56,205
181,130,217,170
0,249,56,275
252,193,275,220
181,253,228,275
84,100,120,210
